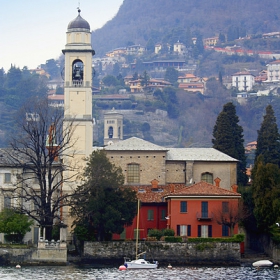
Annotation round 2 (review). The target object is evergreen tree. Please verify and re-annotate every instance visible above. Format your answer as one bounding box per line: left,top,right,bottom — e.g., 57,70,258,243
212,102,247,185
252,156,280,232
71,150,137,241
255,104,280,167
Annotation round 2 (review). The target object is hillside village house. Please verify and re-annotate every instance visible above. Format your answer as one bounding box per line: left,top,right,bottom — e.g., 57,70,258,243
203,37,219,46
266,60,280,82
173,41,186,55
231,71,255,91
127,78,171,92
178,73,206,94
126,45,146,56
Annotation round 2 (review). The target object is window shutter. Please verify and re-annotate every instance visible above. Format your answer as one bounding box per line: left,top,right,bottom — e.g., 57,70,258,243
198,225,201,237
187,225,191,236
208,225,212,237
177,225,180,236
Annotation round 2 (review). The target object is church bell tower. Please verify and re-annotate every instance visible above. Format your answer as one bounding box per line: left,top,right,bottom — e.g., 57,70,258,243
63,9,95,167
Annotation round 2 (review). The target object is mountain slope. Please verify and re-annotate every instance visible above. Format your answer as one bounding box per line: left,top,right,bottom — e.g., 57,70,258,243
91,0,280,56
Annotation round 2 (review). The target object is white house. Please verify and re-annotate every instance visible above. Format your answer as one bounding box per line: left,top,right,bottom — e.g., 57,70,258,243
232,71,255,91
173,41,186,55
266,60,280,82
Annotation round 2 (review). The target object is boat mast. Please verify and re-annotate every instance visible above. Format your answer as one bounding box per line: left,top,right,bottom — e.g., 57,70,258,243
136,199,140,260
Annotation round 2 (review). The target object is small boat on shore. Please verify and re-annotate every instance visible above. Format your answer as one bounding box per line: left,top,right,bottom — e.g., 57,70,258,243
252,260,273,267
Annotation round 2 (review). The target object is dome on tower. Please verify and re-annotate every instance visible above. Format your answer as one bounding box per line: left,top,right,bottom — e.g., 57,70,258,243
68,9,90,30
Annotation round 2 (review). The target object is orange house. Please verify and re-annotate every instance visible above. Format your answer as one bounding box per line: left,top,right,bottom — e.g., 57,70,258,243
164,181,241,238
113,180,241,240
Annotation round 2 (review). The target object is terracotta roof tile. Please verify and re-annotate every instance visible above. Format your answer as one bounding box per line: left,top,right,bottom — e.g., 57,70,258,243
126,181,240,203
165,181,240,197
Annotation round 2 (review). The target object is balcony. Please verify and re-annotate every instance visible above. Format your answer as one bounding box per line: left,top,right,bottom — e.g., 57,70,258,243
196,212,213,221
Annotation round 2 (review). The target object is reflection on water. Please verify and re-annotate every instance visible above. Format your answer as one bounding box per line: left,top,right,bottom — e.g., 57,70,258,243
0,265,279,280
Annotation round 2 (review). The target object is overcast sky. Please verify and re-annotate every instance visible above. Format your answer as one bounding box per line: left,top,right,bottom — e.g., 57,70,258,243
0,0,123,71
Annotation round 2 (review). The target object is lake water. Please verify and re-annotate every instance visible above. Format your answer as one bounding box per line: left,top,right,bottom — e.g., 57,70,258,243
0,265,279,280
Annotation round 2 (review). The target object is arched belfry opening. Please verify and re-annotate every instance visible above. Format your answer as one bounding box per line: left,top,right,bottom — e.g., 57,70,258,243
72,60,84,84
104,109,123,145
108,126,113,138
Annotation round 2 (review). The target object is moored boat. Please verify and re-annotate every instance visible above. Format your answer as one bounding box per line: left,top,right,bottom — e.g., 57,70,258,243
124,258,158,269
252,260,273,267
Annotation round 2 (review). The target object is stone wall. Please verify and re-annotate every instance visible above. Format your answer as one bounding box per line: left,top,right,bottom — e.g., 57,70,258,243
83,241,241,265
0,245,67,265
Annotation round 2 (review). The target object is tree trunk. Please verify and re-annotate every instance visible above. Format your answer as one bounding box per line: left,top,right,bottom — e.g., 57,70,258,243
45,225,53,241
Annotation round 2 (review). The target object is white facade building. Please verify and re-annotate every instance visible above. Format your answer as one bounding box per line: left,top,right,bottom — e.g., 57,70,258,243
232,71,255,91
267,60,280,82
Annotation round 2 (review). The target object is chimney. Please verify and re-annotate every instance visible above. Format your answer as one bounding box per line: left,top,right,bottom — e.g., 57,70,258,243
214,177,221,187
170,184,175,193
231,184,238,193
151,179,159,189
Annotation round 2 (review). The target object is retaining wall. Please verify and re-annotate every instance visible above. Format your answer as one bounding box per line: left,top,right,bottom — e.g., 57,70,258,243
83,241,241,265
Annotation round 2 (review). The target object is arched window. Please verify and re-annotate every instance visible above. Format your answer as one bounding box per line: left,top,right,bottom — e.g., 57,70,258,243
108,126,113,138
72,60,84,81
127,163,140,183
201,172,213,184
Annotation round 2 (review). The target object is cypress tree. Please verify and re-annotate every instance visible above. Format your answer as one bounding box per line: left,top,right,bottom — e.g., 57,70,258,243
212,102,247,185
255,104,280,167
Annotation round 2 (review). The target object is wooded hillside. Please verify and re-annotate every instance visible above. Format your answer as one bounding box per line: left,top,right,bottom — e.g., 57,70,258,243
91,0,280,55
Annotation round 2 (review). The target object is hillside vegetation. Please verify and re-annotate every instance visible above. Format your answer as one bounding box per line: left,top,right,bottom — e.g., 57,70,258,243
91,0,280,55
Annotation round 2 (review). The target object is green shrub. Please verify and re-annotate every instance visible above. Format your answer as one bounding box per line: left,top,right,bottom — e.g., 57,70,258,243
165,236,182,242
162,228,175,237
148,229,163,240
187,234,244,243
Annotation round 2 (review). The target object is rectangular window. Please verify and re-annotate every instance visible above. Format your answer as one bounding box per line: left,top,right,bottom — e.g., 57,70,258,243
127,164,140,183
180,225,187,236
147,210,154,221
177,225,191,236
201,225,208,238
4,196,11,208
222,202,229,213
222,225,229,237
201,202,208,218
180,201,187,213
4,173,11,183
161,209,166,220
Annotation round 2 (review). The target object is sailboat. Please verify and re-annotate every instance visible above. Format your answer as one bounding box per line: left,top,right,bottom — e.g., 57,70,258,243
123,200,158,269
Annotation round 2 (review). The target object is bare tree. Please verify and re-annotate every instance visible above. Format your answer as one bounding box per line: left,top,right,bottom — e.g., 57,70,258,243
213,200,244,237
4,97,78,241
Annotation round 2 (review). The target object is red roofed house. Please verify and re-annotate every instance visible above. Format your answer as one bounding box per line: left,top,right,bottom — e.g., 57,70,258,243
112,180,241,240
164,180,241,238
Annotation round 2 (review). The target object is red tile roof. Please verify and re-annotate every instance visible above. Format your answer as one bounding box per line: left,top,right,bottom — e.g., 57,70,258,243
127,184,186,203
165,181,241,198
126,181,240,203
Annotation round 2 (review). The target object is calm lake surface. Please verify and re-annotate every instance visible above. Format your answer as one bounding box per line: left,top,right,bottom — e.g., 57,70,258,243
0,265,280,280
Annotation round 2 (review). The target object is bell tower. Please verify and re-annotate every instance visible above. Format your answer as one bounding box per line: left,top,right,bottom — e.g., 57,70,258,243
63,9,95,168
104,108,123,145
